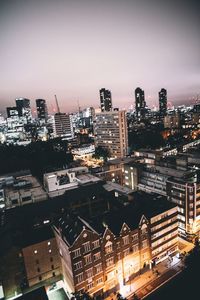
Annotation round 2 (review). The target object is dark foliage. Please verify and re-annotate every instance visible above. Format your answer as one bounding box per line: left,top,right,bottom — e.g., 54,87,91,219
0,138,73,180
128,130,165,150
93,146,110,162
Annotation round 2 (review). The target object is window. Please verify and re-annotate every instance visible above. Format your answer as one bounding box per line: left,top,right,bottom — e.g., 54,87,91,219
132,234,138,241
37,267,40,272
35,259,39,264
124,249,130,257
48,241,51,246
87,282,94,290
123,235,129,245
116,242,120,249
84,254,92,265
34,250,38,254
49,249,52,253
96,277,103,285
105,241,113,254
39,276,42,281
93,240,100,249
52,272,55,277
94,252,101,261
141,228,147,235
86,268,93,279
83,242,90,253
76,273,84,284
73,248,81,258
141,240,148,249
106,257,114,267
51,265,54,270
95,263,102,274
132,245,139,252
74,261,82,270
50,257,53,262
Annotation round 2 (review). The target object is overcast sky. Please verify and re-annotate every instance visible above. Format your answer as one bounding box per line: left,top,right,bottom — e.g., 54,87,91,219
0,0,200,113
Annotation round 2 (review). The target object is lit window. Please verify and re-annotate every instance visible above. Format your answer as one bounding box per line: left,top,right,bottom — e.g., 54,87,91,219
34,250,38,254
105,241,113,254
48,242,51,246
49,249,52,253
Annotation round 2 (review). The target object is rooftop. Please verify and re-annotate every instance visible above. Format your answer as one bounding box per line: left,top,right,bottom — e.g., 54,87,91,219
55,191,176,244
21,225,55,248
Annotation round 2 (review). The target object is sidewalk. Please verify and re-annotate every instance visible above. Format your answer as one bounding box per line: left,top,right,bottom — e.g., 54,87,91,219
105,252,188,300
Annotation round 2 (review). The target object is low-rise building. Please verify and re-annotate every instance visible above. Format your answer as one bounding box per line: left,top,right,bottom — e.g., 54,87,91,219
43,167,101,197
22,226,61,287
3,175,48,208
53,192,178,298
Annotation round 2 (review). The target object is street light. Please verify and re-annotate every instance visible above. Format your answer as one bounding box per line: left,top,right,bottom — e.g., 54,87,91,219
129,264,133,292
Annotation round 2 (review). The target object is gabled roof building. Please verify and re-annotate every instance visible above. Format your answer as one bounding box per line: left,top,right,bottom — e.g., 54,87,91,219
53,193,178,299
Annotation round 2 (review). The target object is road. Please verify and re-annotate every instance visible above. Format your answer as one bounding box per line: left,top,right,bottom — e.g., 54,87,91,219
127,261,183,300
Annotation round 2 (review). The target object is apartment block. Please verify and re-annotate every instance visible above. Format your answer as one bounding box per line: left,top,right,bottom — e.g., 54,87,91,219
93,111,128,159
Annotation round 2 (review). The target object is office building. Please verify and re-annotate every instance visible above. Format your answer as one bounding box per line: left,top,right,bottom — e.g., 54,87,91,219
164,113,180,129
124,158,200,241
159,88,167,116
94,111,128,159
15,98,32,122
99,88,112,112
54,113,74,138
135,87,146,121
6,107,20,118
36,99,48,122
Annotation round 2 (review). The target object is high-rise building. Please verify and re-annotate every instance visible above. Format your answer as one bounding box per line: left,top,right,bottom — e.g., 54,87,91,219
159,88,167,116
15,98,32,121
36,99,48,122
94,110,128,158
99,88,112,112
135,87,146,121
54,113,74,139
6,107,20,118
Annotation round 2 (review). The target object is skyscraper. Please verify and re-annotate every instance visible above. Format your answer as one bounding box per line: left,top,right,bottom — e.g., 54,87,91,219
54,113,74,139
99,88,112,112
159,88,167,116
94,110,128,158
15,98,32,121
135,87,146,121
36,99,48,122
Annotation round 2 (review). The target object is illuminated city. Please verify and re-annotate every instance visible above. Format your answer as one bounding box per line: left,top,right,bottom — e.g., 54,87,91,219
0,1,200,300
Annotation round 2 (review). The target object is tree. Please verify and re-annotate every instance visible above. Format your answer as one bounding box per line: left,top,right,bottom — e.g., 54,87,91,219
93,146,110,162
185,238,200,272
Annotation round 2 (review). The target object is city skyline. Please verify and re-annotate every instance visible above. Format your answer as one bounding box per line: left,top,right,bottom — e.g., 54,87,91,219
1,0,200,113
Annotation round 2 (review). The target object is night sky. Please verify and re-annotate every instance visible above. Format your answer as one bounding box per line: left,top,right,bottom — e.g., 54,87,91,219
0,0,200,113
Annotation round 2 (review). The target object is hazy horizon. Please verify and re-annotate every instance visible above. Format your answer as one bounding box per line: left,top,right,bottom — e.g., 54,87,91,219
1,0,200,113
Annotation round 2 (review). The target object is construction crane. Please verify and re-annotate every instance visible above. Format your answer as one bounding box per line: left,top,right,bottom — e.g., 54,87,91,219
55,94,61,114
54,94,64,136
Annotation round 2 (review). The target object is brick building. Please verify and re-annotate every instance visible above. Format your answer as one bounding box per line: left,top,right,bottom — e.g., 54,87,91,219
53,192,178,299
22,226,61,287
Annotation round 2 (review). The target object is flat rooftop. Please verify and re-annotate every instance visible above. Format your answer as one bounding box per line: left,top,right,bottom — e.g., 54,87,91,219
87,192,176,235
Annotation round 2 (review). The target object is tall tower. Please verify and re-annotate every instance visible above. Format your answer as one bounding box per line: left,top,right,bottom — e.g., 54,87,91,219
15,98,32,122
93,110,128,159
159,88,167,116
36,99,48,122
99,88,112,112
135,87,146,121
